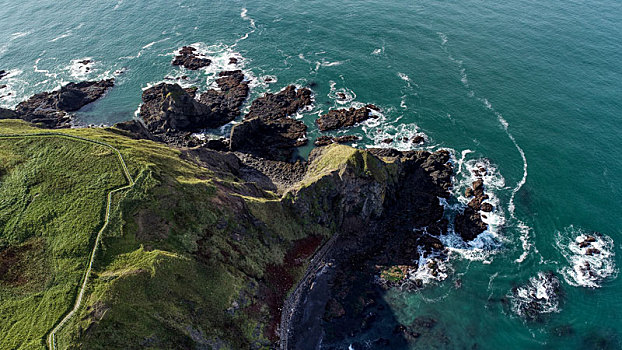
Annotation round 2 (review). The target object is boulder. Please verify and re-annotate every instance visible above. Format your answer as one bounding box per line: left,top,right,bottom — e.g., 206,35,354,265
412,135,425,144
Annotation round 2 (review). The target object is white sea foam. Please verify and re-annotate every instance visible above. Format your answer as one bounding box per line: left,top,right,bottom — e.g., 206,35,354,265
120,37,170,60
406,247,451,287
437,32,448,46
400,95,408,110
113,0,124,10
234,8,256,45
363,122,428,151
371,40,386,56
0,69,27,108
555,226,617,288
510,272,561,319
11,31,31,39
69,58,95,79
50,32,72,42
327,80,356,105
34,58,59,79
398,72,410,82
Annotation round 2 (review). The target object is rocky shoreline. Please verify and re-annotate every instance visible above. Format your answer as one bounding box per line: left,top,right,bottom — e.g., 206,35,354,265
0,50,495,349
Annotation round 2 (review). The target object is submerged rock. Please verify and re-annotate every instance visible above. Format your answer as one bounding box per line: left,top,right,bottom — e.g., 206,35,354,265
316,105,378,131
172,46,211,70
511,271,562,322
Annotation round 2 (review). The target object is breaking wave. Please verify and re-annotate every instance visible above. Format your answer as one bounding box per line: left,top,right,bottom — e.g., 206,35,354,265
510,271,561,320
555,226,617,288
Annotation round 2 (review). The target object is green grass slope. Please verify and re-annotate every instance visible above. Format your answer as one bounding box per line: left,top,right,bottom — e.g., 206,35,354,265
0,128,126,349
0,120,334,349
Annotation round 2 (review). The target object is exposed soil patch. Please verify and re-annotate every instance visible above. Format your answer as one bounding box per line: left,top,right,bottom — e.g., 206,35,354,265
135,209,170,241
259,235,324,341
0,238,48,290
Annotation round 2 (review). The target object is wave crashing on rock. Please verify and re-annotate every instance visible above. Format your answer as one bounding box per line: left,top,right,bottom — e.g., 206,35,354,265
555,226,617,288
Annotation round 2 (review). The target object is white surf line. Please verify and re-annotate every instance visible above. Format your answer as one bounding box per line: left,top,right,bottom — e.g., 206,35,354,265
437,32,532,263
0,132,135,350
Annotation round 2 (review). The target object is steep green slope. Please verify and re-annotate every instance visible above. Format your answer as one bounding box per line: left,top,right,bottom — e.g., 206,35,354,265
0,120,338,349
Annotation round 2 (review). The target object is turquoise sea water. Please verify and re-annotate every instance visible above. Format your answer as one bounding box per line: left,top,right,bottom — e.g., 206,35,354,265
1,0,621,348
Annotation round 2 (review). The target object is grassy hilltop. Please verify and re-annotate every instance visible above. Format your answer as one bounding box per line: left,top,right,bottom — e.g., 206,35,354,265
0,120,333,349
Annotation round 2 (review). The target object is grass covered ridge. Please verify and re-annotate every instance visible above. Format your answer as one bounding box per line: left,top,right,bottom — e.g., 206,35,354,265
0,120,335,349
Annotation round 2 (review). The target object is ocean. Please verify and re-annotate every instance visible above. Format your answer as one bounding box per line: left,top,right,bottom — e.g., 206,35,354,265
1,0,621,348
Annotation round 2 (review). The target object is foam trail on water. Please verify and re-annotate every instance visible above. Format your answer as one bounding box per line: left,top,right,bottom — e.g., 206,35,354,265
234,8,257,46
438,32,532,263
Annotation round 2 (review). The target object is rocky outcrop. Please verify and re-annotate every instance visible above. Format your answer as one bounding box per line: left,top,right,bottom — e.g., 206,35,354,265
314,135,359,146
230,116,307,161
197,70,249,124
246,85,312,121
139,70,249,146
0,108,17,119
8,79,114,128
112,120,155,140
230,85,312,161
281,145,454,349
0,70,7,80
315,104,379,131
454,178,490,241
172,46,211,70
